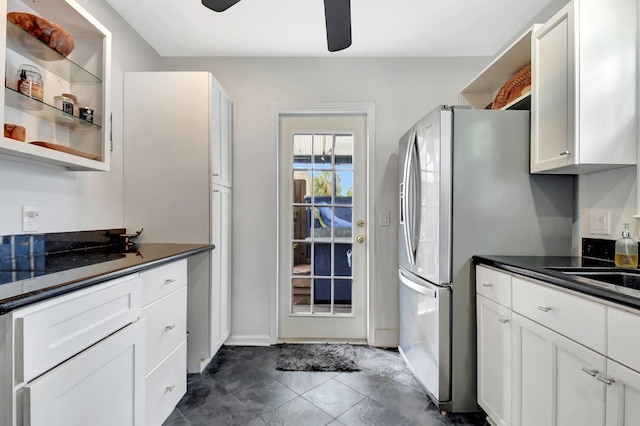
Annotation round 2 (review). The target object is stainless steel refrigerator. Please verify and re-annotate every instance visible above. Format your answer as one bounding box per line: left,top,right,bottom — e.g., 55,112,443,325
398,105,573,412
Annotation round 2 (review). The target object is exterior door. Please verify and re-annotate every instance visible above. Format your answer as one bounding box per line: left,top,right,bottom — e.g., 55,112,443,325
278,113,367,341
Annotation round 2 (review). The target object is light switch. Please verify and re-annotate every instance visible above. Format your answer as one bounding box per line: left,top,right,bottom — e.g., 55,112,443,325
380,210,390,227
589,210,610,235
22,205,39,232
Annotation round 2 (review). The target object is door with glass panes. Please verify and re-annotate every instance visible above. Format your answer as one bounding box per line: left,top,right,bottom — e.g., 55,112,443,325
278,113,367,341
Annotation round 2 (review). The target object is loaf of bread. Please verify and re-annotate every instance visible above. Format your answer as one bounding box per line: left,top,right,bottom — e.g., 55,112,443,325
7,12,74,57
4,124,26,142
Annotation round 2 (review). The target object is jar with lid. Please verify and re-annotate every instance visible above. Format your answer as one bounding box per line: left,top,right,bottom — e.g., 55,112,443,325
62,93,79,117
17,64,44,106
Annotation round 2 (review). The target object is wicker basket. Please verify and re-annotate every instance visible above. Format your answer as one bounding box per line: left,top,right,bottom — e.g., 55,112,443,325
491,63,531,109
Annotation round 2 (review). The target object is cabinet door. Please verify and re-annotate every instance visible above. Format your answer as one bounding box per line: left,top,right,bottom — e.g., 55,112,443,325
211,185,232,353
210,80,232,188
477,295,511,426
513,313,606,426
23,320,145,426
606,359,640,425
531,3,574,173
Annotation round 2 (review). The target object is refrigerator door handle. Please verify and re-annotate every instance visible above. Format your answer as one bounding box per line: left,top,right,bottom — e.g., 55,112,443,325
399,270,437,298
399,182,405,224
402,130,418,265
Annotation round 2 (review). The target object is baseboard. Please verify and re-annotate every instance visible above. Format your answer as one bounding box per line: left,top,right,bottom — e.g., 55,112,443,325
371,328,399,348
224,334,272,346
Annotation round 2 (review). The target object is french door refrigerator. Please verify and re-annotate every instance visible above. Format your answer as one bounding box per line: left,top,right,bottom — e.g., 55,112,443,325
398,105,573,412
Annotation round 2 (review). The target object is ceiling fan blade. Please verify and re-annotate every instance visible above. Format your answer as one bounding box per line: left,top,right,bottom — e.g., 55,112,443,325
323,0,352,52
202,0,242,12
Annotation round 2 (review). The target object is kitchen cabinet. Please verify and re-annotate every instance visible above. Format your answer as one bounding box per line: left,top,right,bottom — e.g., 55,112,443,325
211,185,232,352
512,313,605,426
530,0,637,174
0,272,144,426
123,71,233,372
475,265,512,426
2,0,111,171
477,263,640,426
140,260,188,426
461,25,539,110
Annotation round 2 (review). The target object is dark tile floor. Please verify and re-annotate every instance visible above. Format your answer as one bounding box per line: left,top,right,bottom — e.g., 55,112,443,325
163,345,487,426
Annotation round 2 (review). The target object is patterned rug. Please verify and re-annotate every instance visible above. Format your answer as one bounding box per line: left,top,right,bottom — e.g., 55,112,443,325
276,343,361,372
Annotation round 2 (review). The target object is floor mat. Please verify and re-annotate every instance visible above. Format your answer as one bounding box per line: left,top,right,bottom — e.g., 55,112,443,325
276,343,361,372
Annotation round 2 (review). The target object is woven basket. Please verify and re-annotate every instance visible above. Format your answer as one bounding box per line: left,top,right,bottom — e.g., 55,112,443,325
491,63,531,109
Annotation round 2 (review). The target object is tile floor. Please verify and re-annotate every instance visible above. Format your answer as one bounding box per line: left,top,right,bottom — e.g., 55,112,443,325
163,345,487,426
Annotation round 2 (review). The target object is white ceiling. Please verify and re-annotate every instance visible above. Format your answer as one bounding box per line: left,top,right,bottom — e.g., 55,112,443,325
105,0,554,57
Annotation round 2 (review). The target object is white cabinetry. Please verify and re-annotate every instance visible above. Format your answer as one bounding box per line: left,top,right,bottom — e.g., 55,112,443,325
477,263,640,426
123,71,233,372
2,0,111,171
0,273,144,426
530,0,637,174
140,260,188,426
476,266,512,426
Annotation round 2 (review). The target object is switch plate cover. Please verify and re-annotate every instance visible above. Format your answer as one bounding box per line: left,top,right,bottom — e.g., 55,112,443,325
589,210,610,235
22,206,39,232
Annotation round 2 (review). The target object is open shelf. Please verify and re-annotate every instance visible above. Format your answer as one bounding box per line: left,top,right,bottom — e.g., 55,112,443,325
460,24,540,110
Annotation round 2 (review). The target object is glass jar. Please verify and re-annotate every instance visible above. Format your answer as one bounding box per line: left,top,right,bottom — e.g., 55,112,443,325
62,93,79,117
17,64,44,102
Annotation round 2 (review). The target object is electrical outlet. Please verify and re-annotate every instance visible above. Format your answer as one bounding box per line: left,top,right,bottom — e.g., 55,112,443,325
380,210,390,227
22,206,39,232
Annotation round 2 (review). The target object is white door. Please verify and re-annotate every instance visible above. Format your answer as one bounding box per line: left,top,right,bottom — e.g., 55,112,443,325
278,113,367,341
606,359,640,425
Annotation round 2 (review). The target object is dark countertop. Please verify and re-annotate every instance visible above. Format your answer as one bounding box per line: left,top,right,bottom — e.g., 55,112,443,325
0,243,214,314
473,255,640,310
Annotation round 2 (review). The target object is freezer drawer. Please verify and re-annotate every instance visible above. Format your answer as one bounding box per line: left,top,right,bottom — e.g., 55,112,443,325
398,269,451,406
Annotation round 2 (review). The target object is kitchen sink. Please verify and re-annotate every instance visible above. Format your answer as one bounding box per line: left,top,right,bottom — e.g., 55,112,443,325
545,267,640,290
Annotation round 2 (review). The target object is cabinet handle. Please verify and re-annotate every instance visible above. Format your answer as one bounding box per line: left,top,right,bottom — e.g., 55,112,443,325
498,318,509,324
537,306,552,312
581,367,598,377
165,384,176,393
165,324,176,330
213,173,220,176
165,278,176,284
559,150,571,156
596,375,615,385
481,283,493,287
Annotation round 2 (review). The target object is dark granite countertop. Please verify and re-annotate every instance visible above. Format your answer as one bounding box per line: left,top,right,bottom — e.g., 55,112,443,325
0,243,214,314
473,255,640,310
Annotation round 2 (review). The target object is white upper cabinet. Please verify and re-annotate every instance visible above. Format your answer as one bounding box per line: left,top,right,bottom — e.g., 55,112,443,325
211,82,232,187
530,0,637,174
2,0,111,171
460,25,540,111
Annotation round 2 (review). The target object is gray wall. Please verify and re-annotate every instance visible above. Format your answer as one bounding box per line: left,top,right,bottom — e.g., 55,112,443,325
0,0,162,233
157,56,488,345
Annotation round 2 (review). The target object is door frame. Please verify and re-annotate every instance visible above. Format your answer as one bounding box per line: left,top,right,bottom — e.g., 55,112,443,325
272,103,375,345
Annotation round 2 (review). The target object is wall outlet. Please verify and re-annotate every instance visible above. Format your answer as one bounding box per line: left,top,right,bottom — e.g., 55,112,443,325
380,210,390,227
22,206,39,232
589,210,610,235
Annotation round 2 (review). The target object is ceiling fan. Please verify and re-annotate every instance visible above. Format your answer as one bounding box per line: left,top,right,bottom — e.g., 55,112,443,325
201,0,352,52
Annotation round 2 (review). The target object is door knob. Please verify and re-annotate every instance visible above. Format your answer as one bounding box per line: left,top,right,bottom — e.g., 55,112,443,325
356,235,365,244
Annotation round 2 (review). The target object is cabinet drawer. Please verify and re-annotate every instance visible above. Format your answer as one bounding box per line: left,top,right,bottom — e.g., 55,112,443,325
476,265,512,307
512,277,605,353
142,287,187,373
145,341,187,426
141,260,187,306
608,307,640,372
17,274,141,383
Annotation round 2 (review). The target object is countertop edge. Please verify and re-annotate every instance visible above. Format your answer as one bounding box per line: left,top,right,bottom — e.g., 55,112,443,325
0,244,214,315
473,255,640,310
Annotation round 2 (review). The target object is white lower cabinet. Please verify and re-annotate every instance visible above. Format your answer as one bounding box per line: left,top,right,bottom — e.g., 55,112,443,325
605,359,640,425
512,313,605,426
22,320,145,426
141,260,188,426
477,294,512,426
476,264,640,426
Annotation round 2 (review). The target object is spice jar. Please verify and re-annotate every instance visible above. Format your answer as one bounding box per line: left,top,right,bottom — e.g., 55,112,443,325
62,93,79,117
79,107,93,124
54,95,75,116
17,64,43,102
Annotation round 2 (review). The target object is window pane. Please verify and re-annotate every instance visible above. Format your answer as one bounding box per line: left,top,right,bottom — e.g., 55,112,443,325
314,243,332,277
335,134,353,169
336,171,353,197
293,134,312,167
313,134,332,170
313,278,332,307
313,171,333,198
334,244,352,277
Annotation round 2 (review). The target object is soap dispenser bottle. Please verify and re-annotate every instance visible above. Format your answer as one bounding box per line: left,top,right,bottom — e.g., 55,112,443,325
615,222,638,268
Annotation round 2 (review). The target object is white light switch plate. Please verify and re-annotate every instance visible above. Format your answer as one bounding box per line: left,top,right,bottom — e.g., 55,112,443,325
22,205,39,232
589,210,610,235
